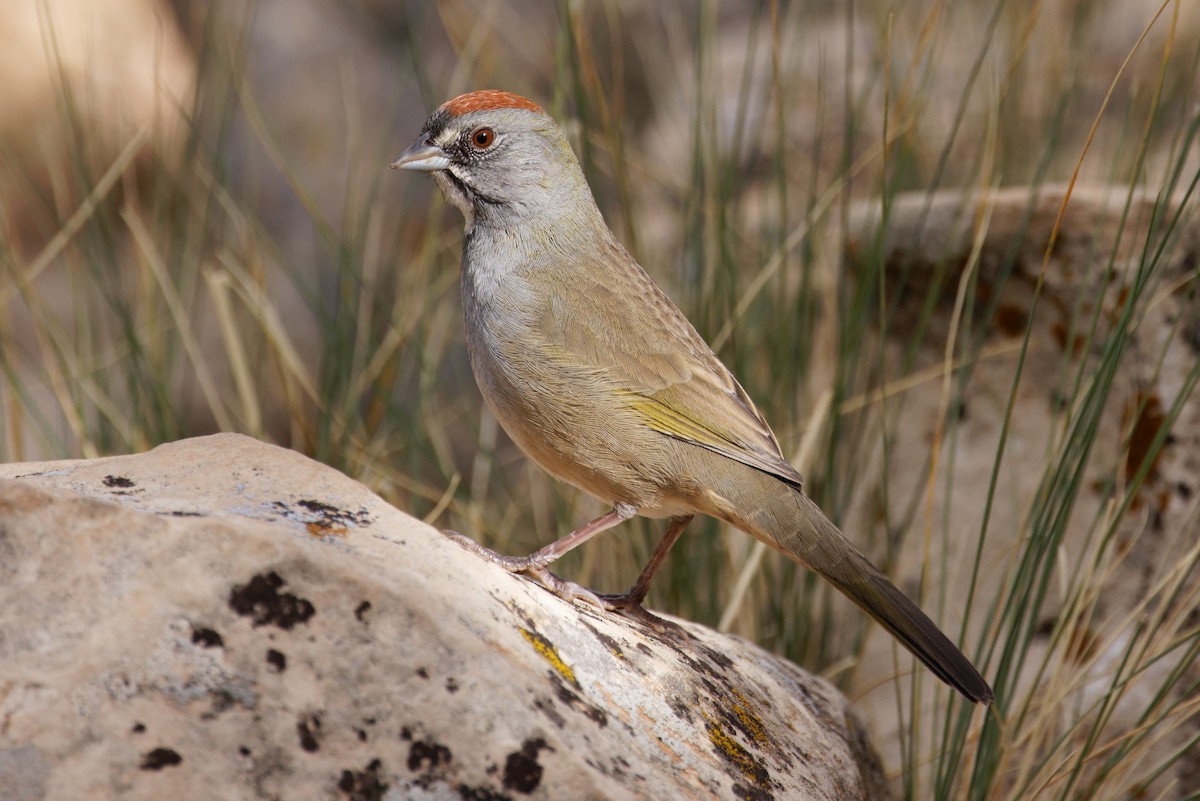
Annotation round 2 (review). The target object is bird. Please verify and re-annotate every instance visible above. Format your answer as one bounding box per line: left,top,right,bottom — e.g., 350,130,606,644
391,89,993,704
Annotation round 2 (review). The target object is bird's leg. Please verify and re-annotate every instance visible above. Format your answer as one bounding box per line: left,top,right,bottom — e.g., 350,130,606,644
600,514,693,627
444,503,638,606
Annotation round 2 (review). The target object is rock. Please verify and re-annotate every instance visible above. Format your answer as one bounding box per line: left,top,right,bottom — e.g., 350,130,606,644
0,0,195,243
0,433,888,801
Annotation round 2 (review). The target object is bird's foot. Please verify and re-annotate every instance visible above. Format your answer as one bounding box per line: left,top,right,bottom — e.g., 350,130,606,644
441,530,553,572
441,531,682,634
596,591,687,636
525,567,610,612
440,530,607,610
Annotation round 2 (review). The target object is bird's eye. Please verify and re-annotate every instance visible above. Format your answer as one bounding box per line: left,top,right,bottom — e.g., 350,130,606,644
470,127,495,149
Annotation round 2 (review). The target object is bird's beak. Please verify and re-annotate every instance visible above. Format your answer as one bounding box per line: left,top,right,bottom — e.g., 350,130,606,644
390,135,450,172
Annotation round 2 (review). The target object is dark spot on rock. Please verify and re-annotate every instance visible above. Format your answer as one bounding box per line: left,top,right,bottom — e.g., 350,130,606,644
1124,392,1168,498
267,649,287,672
140,748,182,770
1178,482,1193,499
298,714,322,752
274,499,374,538
298,498,340,515
994,304,1028,337
679,652,719,680
103,475,135,488
582,622,626,660
697,645,733,671
458,785,512,801
1151,502,1167,531
532,697,565,729
131,722,146,734
203,690,240,719
229,571,315,629
1051,321,1087,356
416,667,429,679
553,679,607,727
355,601,372,622
400,726,412,741
355,728,368,742
732,782,774,801
1051,321,1067,349
239,746,251,756
668,697,693,723
407,739,451,773
502,738,550,793
446,677,459,693
191,626,224,648
337,759,388,801
501,762,540,791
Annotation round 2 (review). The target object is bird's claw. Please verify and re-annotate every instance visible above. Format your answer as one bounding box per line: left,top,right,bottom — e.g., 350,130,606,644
440,530,550,572
439,531,682,633
595,592,687,635
524,567,609,612
440,529,479,550
440,531,599,605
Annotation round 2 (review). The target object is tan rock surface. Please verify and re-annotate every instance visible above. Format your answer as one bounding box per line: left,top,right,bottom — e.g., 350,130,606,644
0,433,888,801
0,0,194,234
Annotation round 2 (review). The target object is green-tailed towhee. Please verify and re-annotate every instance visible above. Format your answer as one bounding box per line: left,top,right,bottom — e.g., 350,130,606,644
392,90,993,704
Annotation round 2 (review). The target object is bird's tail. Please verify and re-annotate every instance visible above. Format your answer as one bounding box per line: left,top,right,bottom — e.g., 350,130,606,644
724,472,994,704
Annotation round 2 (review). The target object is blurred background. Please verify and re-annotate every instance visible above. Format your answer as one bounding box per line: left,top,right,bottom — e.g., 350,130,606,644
2,1,1198,798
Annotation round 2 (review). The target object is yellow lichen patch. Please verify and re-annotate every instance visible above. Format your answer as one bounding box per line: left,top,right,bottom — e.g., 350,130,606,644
729,689,768,747
521,628,579,688
702,711,765,785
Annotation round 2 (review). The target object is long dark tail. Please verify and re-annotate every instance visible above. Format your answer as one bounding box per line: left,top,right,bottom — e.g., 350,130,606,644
740,479,994,704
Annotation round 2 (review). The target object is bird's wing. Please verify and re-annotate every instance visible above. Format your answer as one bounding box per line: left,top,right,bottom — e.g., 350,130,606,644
619,381,805,491
538,238,805,490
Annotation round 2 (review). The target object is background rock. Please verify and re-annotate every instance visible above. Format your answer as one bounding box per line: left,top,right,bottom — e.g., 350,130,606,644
0,0,194,246
839,184,1200,786
0,434,891,801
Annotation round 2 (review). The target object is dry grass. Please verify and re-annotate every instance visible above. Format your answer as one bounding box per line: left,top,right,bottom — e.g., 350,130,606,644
1,1,1198,798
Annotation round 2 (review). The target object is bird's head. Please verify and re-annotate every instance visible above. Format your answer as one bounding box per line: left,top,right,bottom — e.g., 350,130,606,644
392,90,590,232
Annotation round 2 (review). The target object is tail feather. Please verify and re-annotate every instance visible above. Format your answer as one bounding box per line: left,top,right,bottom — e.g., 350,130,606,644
768,491,994,704
835,550,994,704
